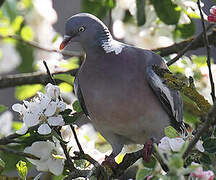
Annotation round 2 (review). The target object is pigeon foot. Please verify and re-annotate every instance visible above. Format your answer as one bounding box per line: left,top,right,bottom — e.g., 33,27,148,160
101,153,118,169
142,139,154,163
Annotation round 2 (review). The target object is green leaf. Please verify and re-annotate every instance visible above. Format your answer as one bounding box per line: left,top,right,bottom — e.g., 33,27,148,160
52,33,59,43
11,16,24,33
200,153,211,164
59,82,73,93
192,55,212,68
168,154,183,169
2,0,18,21
60,57,79,70
12,121,23,131
136,0,146,26
54,74,75,85
174,20,195,39
16,160,28,180
142,156,156,169
0,105,8,113
150,0,180,25
16,41,34,73
164,126,179,138
60,109,72,116
136,167,152,180
183,111,200,127
21,25,34,41
52,174,66,180
82,0,115,19
20,0,32,8
63,114,80,124
0,158,5,174
203,138,216,153
72,100,83,113
15,84,43,100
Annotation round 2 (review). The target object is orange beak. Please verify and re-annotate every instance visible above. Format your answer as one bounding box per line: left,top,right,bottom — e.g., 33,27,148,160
59,35,73,50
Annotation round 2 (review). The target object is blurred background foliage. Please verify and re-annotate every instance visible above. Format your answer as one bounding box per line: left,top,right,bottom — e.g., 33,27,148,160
0,0,216,179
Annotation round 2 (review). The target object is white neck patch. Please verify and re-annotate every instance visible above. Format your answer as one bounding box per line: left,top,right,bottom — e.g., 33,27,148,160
101,40,124,55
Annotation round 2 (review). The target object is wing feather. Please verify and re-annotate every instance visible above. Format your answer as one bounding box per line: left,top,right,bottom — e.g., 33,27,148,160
146,66,183,131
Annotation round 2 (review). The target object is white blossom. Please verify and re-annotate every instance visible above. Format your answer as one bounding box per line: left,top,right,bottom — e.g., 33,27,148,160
0,44,21,74
158,136,204,154
45,83,60,100
24,139,65,176
0,111,13,136
12,84,66,135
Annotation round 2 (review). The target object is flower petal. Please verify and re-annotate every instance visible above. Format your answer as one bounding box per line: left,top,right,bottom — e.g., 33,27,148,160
48,115,64,126
44,101,57,117
23,113,39,127
38,124,51,135
12,104,24,113
16,123,28,135
169,137,185,152
45,83,60,100
195,140,204,152
158,137,171,153
37,92,51,109
24,141,53,160
48,158,64,176
57,101,66,112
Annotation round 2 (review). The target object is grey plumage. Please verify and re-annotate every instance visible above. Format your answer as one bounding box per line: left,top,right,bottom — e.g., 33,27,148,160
60,13,183,157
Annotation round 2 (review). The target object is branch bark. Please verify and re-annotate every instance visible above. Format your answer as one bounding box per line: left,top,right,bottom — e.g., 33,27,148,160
0,69,77,89
0,28,215,89
153,28,216,58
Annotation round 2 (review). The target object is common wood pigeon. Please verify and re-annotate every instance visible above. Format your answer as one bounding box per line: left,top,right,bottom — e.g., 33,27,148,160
60,13,183,164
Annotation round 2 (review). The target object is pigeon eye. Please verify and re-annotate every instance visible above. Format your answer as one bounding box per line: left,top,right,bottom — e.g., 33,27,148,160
79,26,85,32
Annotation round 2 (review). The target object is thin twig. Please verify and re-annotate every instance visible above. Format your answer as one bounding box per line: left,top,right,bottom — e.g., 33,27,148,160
0,35,83,57
70,125,84,154
73,151,108,179
60,138,74,170
0,145,40,160
197,0,215,103
166,24,213,66
43,61,56,85
153,27,216,57
183,103,216,158
113,149,143,178
0,133,22,145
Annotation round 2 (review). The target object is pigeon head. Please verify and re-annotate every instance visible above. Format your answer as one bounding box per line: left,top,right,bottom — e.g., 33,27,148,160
60,13,112,51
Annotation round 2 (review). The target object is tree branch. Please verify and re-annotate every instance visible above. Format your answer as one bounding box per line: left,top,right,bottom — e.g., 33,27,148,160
0,69,77,89
0,35,84,58
197,0,215,103
153,27,216,58
0,28,215,89
166,24,213,66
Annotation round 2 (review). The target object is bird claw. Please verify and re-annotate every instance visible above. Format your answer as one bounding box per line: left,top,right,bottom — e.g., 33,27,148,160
142,139,154,163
